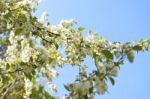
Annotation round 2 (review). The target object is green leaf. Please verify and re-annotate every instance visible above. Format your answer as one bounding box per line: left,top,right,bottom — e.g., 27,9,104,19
127,50,134,63
102,50,114,60
24,72,32,80
109,77,115,86
133,45,142,52
78,27,84,31
44,91,53,99
21,15,27,22
140,39,145,45
4,12,12,19
6,63,10,69
70,29,75,33
94,58,99,67
64,85,70,91
83,94,88,99
55,43,59,49
15,28,23,35
89,86,94,94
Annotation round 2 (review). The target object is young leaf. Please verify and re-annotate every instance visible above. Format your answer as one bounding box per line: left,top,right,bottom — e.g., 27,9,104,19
102,50,114,60
133,45,142,52
127,51,134,63
109,77,115,86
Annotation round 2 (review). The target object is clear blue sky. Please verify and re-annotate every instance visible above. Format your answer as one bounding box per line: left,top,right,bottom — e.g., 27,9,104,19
36,0,150,99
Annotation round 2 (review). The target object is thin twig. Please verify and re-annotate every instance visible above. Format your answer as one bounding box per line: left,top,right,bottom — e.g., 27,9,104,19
0,83,12,99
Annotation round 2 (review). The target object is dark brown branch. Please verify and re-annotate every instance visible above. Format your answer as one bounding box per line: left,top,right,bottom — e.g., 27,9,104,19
46,30,60,36
0,68,24,75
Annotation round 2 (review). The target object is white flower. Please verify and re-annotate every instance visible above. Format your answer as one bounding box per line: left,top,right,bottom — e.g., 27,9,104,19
49,68,58,78
6,45,17,54
86,33,94,43
6,44,18,64
6,55,18,64
24,78,33,99
9,31,16,44
46,64,58,78
110,66,118,76
95,77,107,94
98,63,106,74
59,19,75,28
115,42,121,48
17,0,40,9
80,81,91,95
21,49,30,63
38,11,48,24
21,44,32,63
48,82,56,92
40,67,46,73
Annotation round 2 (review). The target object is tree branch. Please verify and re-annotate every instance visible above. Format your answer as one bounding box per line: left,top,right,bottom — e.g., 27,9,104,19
0,68,24,75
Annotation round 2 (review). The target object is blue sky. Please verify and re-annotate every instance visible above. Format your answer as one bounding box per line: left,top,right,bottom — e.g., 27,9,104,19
36,0,150,99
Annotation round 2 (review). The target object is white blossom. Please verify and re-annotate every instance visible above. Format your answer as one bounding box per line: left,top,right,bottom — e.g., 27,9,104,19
38,11,48,24
24,78,33,99
80,81,91,95
17,0,41,9
110,66,118,76
21,40,33,63
21,49,30,63
6,45,19,64
59,19,75,28
86,33,95,43
40,67,47,73
6,45,17,54
48,82,57,92
9,31,16,44
98,63,106,74
95,77,107,94
46,64,58,78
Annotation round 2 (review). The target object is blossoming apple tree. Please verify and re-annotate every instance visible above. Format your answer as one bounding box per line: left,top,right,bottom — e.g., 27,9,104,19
0,0,150,99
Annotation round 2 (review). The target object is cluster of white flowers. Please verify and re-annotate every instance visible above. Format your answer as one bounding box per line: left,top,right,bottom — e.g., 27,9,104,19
108,42,122,54
24,78,33,99
95,77,107,94
9,31,27,45
21,40,33,63
86,32,95,43
59,19,75,28
56,56,65,66
18,0,43,9
97,62,106,75
68,81,91,97
21,48,31,63
1,0,150,98
79,81,91,95
9,31,16,44
6,44,17,54
6,45,18,64
46,64,58,78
